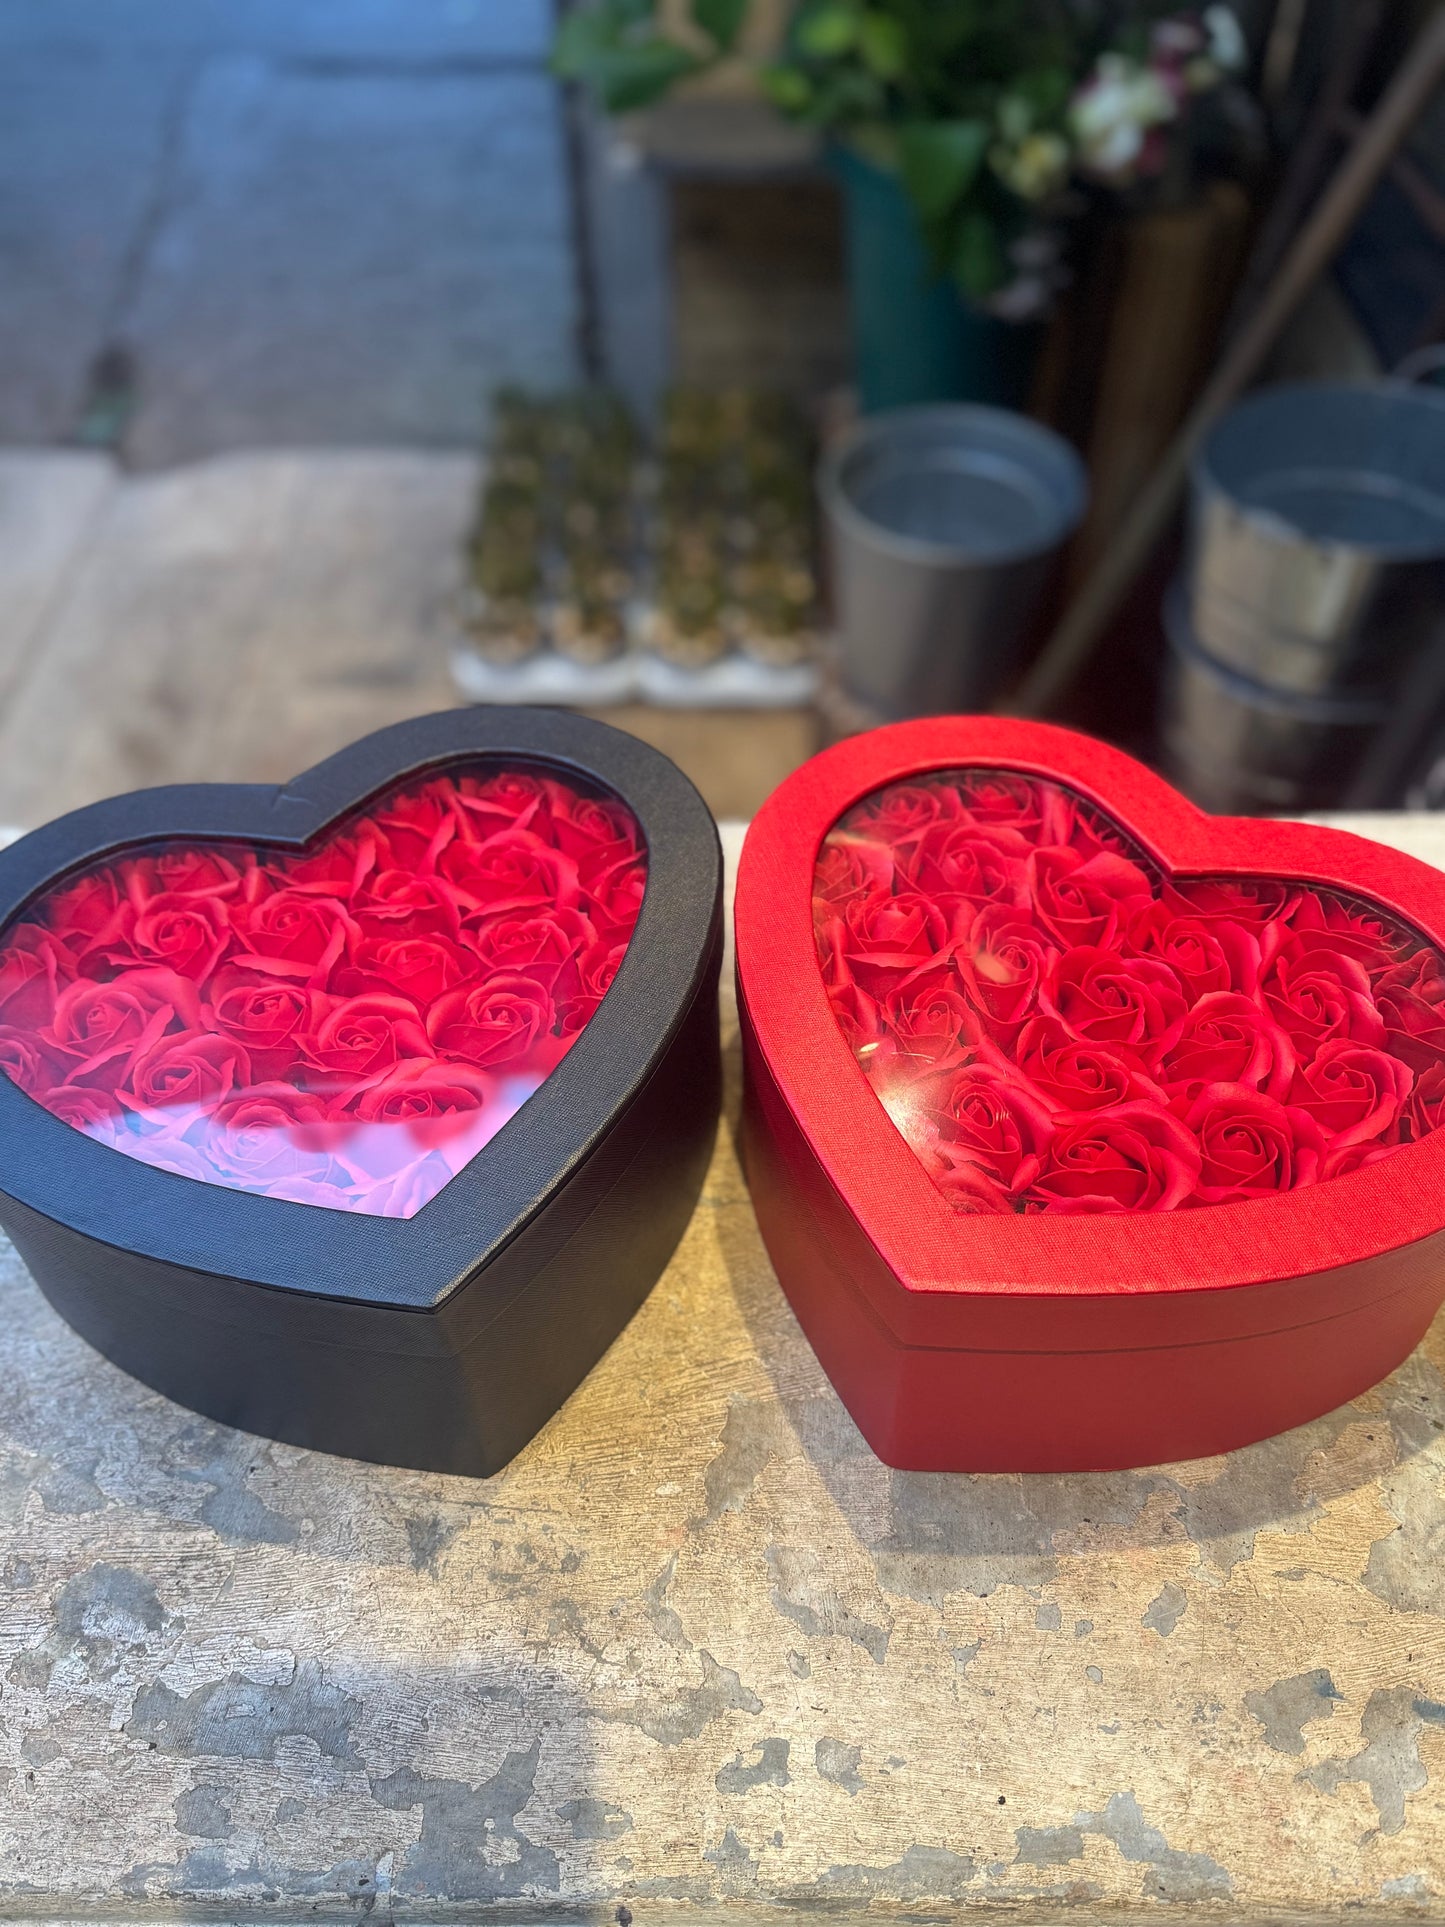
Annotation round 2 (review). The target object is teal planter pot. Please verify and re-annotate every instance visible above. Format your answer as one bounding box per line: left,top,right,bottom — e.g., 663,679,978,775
831,143,1042,415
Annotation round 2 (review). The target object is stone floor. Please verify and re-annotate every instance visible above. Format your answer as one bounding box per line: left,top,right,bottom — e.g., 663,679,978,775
0,449,818,828
0,4,819,821
1,0,577,464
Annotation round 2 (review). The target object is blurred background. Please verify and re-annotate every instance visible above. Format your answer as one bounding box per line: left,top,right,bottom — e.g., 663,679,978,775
2,0,1443,827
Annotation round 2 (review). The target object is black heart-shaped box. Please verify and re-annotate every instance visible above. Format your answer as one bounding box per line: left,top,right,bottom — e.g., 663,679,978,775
0,710,722,1475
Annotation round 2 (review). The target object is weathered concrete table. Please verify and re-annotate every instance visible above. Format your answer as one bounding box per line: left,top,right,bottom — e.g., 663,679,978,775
2,820,1445,1922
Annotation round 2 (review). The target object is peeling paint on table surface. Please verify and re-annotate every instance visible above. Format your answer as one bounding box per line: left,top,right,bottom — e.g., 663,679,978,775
2,821,1445,1920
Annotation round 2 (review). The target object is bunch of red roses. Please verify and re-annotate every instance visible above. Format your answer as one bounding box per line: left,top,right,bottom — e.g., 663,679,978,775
0,766,646,1218
814,770,1445,1215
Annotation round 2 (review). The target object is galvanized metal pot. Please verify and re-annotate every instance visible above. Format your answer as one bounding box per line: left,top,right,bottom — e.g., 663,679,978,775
1189,381,1445,696
819,405,1087,719
1161,585,1389,814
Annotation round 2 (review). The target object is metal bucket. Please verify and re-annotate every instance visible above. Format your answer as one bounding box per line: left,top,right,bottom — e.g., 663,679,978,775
819,405,1087,717
1189,381,1445,696
1160,585,1388,814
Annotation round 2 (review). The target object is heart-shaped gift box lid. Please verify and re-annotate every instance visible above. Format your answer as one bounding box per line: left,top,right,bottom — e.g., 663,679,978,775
736,718,1445,1355
0,709,722,1325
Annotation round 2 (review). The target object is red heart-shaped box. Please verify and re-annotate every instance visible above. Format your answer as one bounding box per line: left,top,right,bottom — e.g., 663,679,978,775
735,718,1445,1471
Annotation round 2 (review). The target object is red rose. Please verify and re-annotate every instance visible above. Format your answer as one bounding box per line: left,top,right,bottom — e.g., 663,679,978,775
205,970,319,1079
111,1120,218,1184
300,993,431,1083
1166,877,1298,971
90,891,234,983
438,828,580,918
1287,1039,1412,1148
38,1082,127,1142
1014,1015,1165,1114
349,1150,457,1219
46,968,201,1090
1287,890,1412,972
959,771,1073,843
232,889,358,984
1149,991,1295,1101
846,781,963,849
333,933,473,1010
1024,845,1154,949
897,819,1029,912
1321,1139,1399,1180
1167,875,1300,930
1405,1059,1445,1141
547,788,642,885
121,847,243,902
453,769,555,842
426,972,556,1069
280,828,382,898
350,869,462,941
955,904,1055,1035
912,1058,1055,1211
587,861,647,943
1064,800,1133,861
0,1024,65,1096
0,925,74,1028
1025,1101,1201,1213
1260,944,1385,1056
557,935,632,1035
1184,1082,1324,1203
465,906,594,993
813,834,897,909
39,870,124,947
1373,950,1445,1070
1126,900,1260,1001
364,782,462,870
877,979,979,1077
120,1030,251,1118
831,890,955,1000
345,1057,491,1123
826,979,887,1059
1040,946,1187,1051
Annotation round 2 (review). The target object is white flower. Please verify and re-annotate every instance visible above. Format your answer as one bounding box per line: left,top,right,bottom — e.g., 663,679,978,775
1069,53,1178,182
1204,5,1247,72
990,131,1071,202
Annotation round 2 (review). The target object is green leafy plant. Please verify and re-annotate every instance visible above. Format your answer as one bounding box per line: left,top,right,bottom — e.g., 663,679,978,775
553,0,750,113
554,0,1247,304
